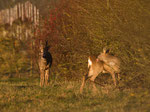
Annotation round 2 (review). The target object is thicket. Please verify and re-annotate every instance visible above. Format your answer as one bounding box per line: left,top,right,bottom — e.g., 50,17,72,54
37,0,150,88
0,0,150,89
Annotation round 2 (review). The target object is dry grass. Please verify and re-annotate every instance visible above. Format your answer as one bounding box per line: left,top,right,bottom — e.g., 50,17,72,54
0,77,150,112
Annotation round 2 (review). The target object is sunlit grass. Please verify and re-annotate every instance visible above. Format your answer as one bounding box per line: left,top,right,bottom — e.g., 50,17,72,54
0,77,150,112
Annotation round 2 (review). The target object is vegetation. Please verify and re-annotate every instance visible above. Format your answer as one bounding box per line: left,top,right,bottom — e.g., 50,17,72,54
0,22,37,78
0,78,150,112
38,0,150,85
0,0,150,111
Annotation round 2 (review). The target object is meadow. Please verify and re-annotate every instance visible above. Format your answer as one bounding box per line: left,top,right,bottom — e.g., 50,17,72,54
0,76,150,112
0,0,150,111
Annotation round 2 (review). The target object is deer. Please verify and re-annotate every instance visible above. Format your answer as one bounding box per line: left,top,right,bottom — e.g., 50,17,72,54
80,48,121,94
39,40,52,86
43,41,52,70
97,48,120,80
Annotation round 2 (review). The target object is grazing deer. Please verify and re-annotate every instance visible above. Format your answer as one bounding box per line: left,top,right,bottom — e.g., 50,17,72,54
39,41,52,86
80,50,121,94
97,48,120,79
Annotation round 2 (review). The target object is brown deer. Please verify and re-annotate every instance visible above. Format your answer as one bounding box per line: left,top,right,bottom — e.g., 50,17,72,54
80,49,121,94
97,48,120,79
39,41,52,87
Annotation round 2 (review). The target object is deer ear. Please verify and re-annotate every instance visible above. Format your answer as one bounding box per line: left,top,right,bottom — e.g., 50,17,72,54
47,45,50,49
103,47,107,53
45,40,51,49
45,40,48,46
103,47,110,54
106,49,110,53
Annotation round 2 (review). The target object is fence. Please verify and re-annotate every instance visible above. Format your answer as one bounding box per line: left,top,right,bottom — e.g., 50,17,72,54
0,1,39,26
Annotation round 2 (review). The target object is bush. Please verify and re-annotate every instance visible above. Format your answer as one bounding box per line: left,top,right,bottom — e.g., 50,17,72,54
37,0,150,88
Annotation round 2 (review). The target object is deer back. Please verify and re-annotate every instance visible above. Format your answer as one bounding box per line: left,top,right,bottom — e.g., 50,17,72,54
98,52,120,73
88,56,104,77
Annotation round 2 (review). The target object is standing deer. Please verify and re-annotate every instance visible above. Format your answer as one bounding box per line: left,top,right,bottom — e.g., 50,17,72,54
43,41,52,69
39,41,52,86
97,48,120,80
80,49,121,94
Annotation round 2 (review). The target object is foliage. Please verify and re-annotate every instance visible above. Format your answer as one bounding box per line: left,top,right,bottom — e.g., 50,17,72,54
0,25,31,77
36,0,150,89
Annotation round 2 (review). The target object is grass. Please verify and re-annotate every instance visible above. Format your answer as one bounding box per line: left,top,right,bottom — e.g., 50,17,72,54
0,77,150,112
0,0,150,111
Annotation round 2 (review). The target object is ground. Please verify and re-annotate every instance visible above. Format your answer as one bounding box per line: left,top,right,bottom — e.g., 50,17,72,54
0,77,150,112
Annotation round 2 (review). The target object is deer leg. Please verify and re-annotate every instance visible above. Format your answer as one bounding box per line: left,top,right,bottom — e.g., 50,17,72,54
116,73,121,85
117,73,121,80
45,68,50,86
90,75,99,93
40,70,45,87
80,73,88,94
111,72,117,87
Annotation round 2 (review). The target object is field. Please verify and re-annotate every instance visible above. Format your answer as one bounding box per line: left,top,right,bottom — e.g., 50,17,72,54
0,0,150,112
0,76,150,112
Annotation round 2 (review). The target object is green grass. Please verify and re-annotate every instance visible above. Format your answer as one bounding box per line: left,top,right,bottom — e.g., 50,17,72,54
0,77,150,112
